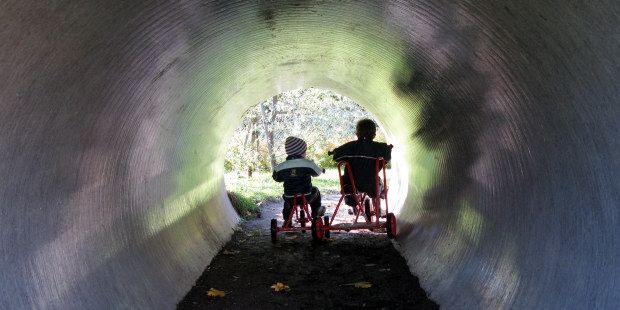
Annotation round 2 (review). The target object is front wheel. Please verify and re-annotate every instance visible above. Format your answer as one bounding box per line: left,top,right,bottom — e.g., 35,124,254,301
311,217,324,241
323,215,331,239
364,198,372,222
270,219,278,243
300,209,306,226
386,213,396,239
300,209,307,233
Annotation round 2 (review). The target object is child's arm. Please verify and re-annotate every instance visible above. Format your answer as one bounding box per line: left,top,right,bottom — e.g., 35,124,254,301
306,160,323,177
330,146,341,161
310,164,323,177
272,168,283,182
384,144,393,162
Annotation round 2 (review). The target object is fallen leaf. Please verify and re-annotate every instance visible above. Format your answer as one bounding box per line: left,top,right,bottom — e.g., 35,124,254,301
207,288,226,297
344,281,373,288
271,282,290,292
245,229,262,237
355,281,372,288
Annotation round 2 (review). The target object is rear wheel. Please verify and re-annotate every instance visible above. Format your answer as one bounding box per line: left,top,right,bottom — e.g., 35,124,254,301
299,209,305,224
364,198,372,222
311,217,324,241
386,213,397,239
323,215,331,239
270,219,278,243
300,209,306,233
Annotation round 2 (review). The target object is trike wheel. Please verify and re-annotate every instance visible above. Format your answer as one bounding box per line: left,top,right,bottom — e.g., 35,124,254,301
270,219,278,243
364,198,372,222
323,215,331,239
386,213,396,239
300,209,305,226
311,217,324,241
300,209,306,233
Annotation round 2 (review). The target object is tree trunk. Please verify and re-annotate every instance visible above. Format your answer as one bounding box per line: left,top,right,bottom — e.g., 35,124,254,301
242,119,252,150
268,96,278,165
246,117,258,177
260,97,277,171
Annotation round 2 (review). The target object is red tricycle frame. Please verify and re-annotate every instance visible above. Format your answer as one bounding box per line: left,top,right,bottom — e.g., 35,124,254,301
270,193,315,243
313,157,396,241
270,157,396,243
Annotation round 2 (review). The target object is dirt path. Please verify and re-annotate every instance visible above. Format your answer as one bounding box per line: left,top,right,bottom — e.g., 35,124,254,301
178,195,439,309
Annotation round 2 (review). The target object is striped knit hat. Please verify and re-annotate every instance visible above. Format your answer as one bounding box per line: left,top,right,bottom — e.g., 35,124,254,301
284,136,307,156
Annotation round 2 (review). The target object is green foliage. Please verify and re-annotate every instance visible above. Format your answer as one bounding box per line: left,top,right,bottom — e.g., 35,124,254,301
224,159,234,172
315,152,337,169
225,88,385,174
226,191,260,218
226,172,282,203
312,178,341,194
225,169,342,212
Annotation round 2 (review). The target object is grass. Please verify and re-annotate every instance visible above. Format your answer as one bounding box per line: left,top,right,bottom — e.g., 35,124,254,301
226,191,261,219
225,169,342,218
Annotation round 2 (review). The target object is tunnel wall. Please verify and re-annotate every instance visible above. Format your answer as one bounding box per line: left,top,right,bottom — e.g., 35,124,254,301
1,1,618,309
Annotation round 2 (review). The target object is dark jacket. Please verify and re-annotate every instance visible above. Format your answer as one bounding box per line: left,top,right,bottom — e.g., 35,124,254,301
332,139,392,196
272,155,323,196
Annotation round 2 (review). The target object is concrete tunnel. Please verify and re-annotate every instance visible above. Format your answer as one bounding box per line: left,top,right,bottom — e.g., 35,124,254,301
1,0,618,309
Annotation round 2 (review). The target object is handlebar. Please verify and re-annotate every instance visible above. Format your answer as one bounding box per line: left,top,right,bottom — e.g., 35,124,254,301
328,144,392,156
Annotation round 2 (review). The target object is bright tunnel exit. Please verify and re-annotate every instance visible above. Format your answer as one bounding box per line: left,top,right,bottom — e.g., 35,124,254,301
223,88,408,218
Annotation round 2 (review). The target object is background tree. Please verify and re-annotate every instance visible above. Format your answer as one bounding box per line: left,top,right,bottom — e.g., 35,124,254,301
225,88,385,175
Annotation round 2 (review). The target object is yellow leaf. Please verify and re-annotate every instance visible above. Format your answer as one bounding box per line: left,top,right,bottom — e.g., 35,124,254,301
207,288,226,297
270,282,290,292
356,282,372,288
346,281,372,288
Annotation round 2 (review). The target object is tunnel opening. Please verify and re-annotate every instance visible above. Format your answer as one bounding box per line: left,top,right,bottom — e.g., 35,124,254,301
222,87,407,219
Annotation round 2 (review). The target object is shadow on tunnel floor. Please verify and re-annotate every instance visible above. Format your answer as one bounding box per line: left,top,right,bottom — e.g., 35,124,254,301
177,198,438,309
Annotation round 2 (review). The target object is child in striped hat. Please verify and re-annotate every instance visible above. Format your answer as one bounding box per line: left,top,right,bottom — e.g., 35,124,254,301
272,136,325,225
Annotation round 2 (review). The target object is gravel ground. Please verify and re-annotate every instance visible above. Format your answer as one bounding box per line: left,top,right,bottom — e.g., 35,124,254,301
178,195,439,309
